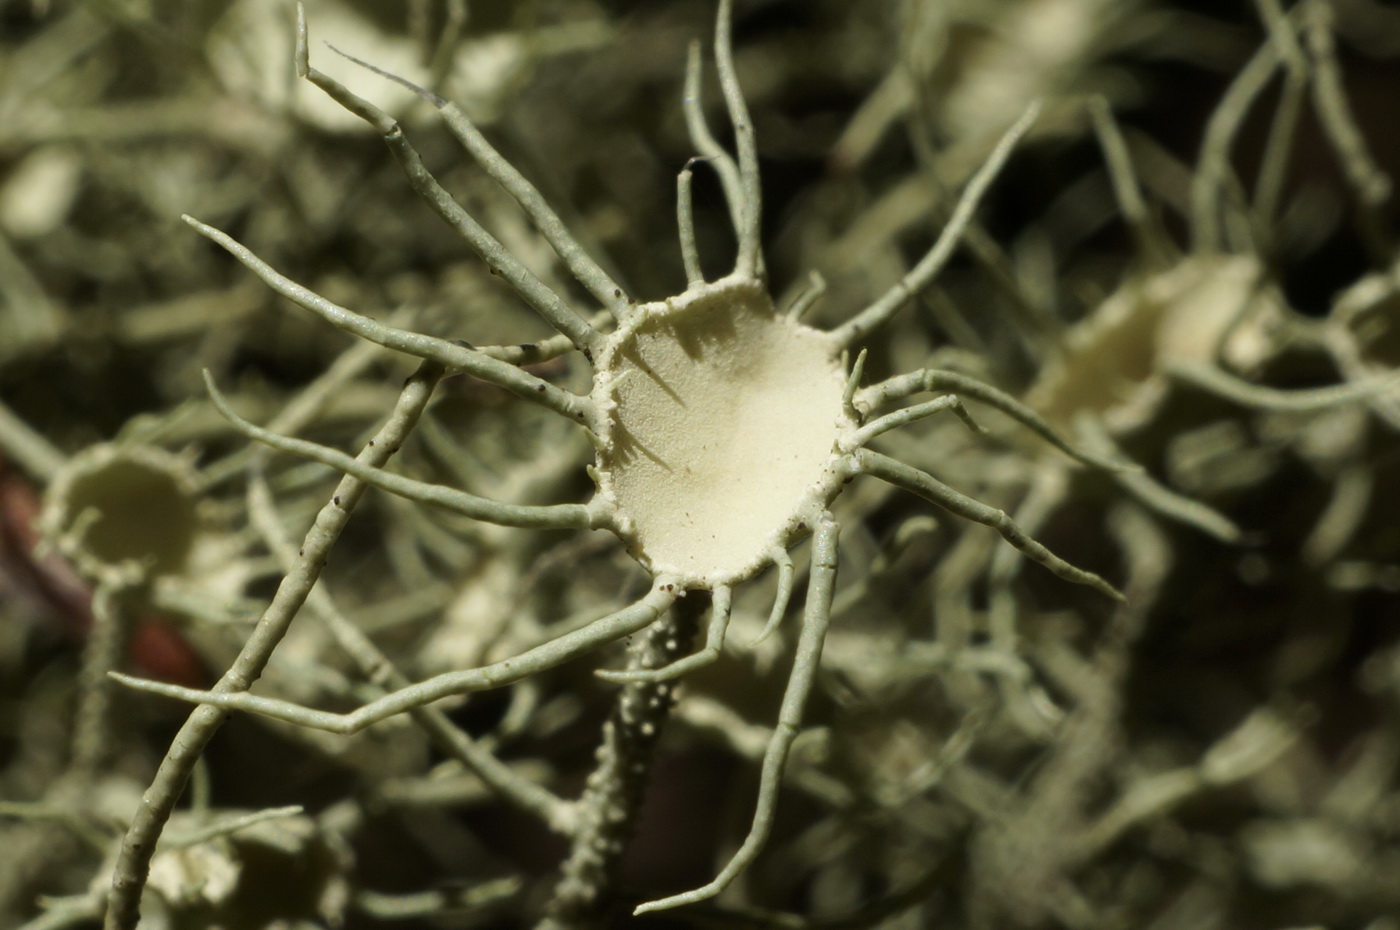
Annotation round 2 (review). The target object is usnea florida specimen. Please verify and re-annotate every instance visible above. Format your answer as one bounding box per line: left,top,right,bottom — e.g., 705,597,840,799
110,0,1129,919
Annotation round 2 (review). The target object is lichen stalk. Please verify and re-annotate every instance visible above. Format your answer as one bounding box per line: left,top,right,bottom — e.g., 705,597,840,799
71,573,142,776
538,593,706,929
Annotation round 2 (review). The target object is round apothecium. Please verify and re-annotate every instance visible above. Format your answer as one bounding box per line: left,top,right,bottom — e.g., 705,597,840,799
41,443,201,580
591,275,852,586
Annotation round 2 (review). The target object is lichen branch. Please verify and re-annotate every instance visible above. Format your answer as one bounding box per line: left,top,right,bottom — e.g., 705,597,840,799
104,361,445,930
538,592,708,929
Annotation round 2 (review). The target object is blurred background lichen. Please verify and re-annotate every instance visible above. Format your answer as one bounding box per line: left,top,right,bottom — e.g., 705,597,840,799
2,0,1400,928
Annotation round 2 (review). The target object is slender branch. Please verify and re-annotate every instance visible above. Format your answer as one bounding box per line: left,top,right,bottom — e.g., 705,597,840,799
1167,359,1400,411
785,270,826,321
183,215,596,428
1303,0,1393,257
0,396,66,483
1192,38,1279,252
246,467,575,833
356,879,521,922
1087,96,1170,268
751,547,794,646
679,158,705,289
469,309,613,365
634,514,840,914
831,102,1040,348
104,362,444,930
296,6,603,355
1113,466,1243,543
329,43,632,317
855,368,1132,473
1073,417,1242,543
167,806,305,849
112,581,682,735
1250,0,1308,237
856,450,1125,602
205,371,603,531
851,394,985,447
684,41,745,259
715,0,761,277
199,319,397,489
